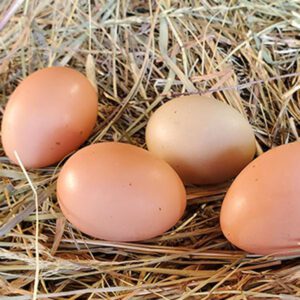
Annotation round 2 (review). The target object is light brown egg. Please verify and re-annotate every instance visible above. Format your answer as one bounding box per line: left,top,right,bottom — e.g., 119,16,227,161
1,66,98,169
146,95,256,185
220,142,300,255
57,142,186,242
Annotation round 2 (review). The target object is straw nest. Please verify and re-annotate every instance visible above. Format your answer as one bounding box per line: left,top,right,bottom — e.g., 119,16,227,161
0,0,300,299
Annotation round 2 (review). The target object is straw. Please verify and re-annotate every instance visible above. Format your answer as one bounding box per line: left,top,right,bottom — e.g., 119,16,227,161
0,0,299,298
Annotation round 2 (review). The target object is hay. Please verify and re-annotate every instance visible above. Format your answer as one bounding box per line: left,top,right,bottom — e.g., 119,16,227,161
0,0,300,299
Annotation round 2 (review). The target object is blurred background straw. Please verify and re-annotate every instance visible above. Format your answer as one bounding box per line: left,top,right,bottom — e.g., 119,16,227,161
0,0,300,299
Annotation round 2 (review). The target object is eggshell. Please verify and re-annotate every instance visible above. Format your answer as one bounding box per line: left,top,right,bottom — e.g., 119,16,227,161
220,142,300,255
1,66,98,169
146,95,256,185
56,142,186,242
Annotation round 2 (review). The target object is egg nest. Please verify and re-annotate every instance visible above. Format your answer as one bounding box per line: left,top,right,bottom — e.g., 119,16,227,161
0,1,299,299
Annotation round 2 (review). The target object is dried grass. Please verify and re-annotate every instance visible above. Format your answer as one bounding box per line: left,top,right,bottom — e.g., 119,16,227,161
0,0,300,299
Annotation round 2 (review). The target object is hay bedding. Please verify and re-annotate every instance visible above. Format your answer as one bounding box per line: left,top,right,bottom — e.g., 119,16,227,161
0,0,300,299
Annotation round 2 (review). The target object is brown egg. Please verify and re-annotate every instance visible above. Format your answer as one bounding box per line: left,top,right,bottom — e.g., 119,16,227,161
1,66,98,169
146,95,256,185
146,95,256,184
57,142,186,242
220,142,300,255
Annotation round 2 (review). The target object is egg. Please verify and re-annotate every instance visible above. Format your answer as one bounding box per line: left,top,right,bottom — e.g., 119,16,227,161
56,142,186,242
146,95,256,185
1,66,98,169
220,142,300,255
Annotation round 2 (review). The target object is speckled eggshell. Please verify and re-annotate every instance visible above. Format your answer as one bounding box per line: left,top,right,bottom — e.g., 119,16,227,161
56,142,187,242
1,66,98,169
146,95,256,185
220,142,300,255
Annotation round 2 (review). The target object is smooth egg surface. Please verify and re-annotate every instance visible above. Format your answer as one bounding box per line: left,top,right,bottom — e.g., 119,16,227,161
220,142,300,255
1,66,98,168
146,95,256,185
57,142,186,242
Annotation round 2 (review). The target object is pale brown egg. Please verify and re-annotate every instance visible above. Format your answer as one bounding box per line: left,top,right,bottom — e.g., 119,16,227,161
56,142,186,242
1,66,98,169
220,142,300,255
146,95,256,185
